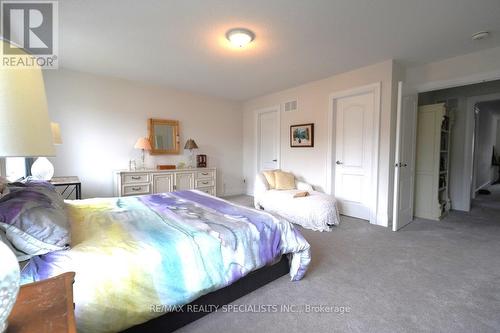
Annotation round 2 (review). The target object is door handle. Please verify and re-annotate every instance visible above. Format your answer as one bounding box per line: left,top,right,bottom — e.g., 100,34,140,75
272,159,278,162
336,161,343,165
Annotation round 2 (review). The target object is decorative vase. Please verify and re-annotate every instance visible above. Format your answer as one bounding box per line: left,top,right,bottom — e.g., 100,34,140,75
31,157,55,180
0,241,20,333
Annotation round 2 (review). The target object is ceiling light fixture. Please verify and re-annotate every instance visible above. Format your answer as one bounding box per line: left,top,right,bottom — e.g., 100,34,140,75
472,31,490,41
226,28,255,47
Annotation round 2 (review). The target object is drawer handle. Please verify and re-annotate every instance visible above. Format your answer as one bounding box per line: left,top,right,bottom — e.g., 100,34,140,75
201,181,209,185
131,187,142,191
131,176,142,180
201,173,209,176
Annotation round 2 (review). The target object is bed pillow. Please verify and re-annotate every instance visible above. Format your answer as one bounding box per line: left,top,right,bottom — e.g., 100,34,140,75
275,171,296,190
0,228,31,261
0,180,70,260
262,170,277,189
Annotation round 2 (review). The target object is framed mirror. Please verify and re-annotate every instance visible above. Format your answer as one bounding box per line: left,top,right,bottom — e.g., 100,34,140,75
148,119,180,154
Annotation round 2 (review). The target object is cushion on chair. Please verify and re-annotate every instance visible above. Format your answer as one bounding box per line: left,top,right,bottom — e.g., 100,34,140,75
262,170,277,189
293,191,309,198
275,171,296,190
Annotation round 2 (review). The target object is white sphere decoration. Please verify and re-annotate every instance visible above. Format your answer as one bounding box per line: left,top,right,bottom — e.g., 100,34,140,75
0,242,20,333
31,157,55,180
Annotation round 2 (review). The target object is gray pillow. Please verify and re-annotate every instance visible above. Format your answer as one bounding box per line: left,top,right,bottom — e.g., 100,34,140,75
0,229,30,261
0,180,70,260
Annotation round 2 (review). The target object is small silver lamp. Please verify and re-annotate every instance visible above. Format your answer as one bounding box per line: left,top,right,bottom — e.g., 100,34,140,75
184,139,198,168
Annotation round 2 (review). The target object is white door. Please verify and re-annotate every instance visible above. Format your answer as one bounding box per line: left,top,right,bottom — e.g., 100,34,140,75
334,91,375,220
153,174,174,193
392,81,418,231
257,109,280,171
174,172,194,191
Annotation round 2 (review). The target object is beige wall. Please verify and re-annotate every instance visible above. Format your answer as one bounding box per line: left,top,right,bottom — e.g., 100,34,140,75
242,60,398,226
406,46,500,91
44,69,244,198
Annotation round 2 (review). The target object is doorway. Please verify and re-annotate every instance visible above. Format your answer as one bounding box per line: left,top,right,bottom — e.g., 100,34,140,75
471,99,500,206
413,79,500,214
328,83,381,223
256,107,280,172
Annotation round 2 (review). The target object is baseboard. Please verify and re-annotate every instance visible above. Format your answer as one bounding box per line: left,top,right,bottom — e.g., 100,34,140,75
374,213,389,227
220,185,246,197
220,192,246,198
475,180,491,192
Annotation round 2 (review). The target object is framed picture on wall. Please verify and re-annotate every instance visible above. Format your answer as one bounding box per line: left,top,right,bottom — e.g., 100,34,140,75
290,123,314,147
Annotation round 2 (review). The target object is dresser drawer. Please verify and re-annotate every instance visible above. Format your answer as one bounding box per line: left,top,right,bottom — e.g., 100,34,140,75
122,173,150,184
195,179,215,188
195,170,215,179
122,184,151,196
197,186,215,196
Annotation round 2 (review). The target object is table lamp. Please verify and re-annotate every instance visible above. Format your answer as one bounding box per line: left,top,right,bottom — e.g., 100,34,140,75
0,39,55,332
184,139,198,168
134,137,152,169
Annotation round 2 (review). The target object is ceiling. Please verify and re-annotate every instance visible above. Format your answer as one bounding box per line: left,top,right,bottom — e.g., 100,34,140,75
58,0,500,100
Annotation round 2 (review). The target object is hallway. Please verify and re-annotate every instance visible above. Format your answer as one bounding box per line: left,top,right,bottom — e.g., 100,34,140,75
472,183,500,214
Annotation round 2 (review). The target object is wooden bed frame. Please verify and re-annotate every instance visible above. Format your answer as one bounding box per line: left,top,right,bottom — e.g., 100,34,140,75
122,255,290,333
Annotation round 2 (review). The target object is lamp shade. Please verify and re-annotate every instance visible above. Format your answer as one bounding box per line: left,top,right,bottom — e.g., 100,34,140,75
0,40,55,157
184,139,198,150
134,137,152,150
51,122,62,145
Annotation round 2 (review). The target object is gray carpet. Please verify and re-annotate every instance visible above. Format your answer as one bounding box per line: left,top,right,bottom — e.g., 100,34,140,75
178,191,500,333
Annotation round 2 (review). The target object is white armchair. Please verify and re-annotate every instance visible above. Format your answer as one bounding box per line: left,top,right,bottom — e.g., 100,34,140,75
296,180,314,192
254,173,314,208
253,171,340,231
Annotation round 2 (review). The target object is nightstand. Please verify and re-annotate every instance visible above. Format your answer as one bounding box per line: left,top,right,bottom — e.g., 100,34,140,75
50,177,81,199
7,272,77,333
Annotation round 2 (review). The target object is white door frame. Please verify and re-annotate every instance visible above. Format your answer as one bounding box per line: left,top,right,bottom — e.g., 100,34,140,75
413,70,500,95
326,82,381,225
255,106,281,173
0,158,5,177
463,92,500,209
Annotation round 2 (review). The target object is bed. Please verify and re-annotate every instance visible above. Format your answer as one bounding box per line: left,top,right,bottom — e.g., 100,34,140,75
18,189,311,333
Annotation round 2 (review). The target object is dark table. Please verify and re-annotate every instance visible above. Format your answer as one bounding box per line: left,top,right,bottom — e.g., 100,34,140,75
49,176,81,199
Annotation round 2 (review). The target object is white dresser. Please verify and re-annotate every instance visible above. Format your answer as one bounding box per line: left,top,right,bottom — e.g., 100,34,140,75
113,168,217,197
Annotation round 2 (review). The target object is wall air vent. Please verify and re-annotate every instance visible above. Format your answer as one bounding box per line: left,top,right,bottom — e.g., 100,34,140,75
283,99,298,112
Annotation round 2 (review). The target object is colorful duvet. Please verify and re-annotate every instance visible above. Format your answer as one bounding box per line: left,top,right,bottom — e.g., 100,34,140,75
21,190,311,333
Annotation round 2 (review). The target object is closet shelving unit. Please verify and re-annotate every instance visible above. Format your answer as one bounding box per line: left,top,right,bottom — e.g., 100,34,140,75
438,114,451,216
415,103,451,220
